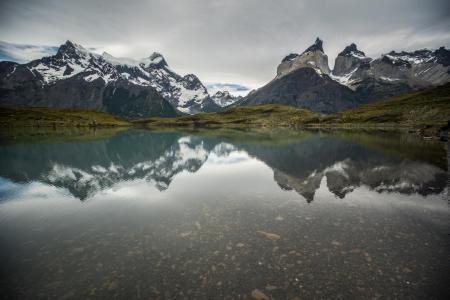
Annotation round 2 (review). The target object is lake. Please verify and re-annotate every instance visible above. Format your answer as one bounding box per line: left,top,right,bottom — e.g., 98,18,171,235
0,129,448,299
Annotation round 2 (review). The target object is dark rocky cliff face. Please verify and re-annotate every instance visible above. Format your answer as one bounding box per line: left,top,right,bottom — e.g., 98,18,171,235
102,81,177,119
332,43,371,77
242,68,359,113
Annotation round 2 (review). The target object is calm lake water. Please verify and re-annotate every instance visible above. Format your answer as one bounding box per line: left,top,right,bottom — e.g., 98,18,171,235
0,129,448,299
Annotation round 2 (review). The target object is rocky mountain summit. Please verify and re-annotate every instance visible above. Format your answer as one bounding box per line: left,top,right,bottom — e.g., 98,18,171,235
332,45,450,90
277,38,331,78
0,41,219,118
332,43,371,78
211,90,242,107
242,38,450,113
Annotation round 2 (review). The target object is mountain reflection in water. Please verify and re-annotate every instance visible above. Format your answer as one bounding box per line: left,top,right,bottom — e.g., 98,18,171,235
0,129,449,299
0,129,447,201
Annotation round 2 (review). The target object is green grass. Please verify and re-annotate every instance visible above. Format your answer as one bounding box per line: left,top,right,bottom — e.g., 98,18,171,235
317,83,450,127
0,106,131,128
134,104,321,128
0,127,129,145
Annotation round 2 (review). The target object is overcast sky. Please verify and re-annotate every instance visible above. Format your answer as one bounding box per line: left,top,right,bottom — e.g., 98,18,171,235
1,0,449,89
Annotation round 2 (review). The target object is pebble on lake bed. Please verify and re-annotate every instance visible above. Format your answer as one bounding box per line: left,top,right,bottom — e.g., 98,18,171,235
257,231,281,241
195,221,201,230
71,247,84,254
179,231,192,238
251,289,270,300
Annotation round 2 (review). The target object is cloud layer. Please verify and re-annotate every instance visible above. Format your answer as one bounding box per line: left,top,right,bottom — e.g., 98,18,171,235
1,0,449,88
0,41,57,63
206,83,251,97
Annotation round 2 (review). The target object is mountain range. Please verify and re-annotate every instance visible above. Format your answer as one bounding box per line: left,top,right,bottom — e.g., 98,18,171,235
0,39,449,117
0,41,220,118
242,38,450,113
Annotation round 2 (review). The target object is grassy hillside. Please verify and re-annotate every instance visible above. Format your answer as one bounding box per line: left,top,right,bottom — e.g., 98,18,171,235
134,104,321,128
0,106,131,127
318,83,450,127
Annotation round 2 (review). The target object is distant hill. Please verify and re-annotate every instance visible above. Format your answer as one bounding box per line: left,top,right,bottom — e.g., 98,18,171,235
320,82,450,127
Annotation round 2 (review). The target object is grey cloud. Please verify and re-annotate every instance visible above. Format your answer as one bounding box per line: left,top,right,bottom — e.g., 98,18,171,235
1,0,449,87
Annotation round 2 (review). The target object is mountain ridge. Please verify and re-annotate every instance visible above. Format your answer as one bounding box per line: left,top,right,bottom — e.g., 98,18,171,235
241,38,450,113
0,40,219,118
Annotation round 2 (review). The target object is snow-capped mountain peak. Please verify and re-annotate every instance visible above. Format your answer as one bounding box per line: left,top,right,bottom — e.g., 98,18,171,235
211,90,241,107
338,43,366,59
331,43,372,85
55,40,89,58
10,41,219,114
214,90,230,97
140,52,168,68
331,43,450,90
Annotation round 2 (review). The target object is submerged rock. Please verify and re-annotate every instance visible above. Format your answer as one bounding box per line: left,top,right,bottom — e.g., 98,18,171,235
257,231,281,241
251,289,270,300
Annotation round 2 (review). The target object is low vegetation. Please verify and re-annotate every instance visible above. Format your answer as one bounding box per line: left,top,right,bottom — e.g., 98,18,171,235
0,106,131,128
0,127,129,145
134,104,321,128
317,83,450,127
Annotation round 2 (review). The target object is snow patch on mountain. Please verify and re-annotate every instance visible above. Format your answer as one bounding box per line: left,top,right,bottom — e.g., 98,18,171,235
383,50,436,65
329,67,358,88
